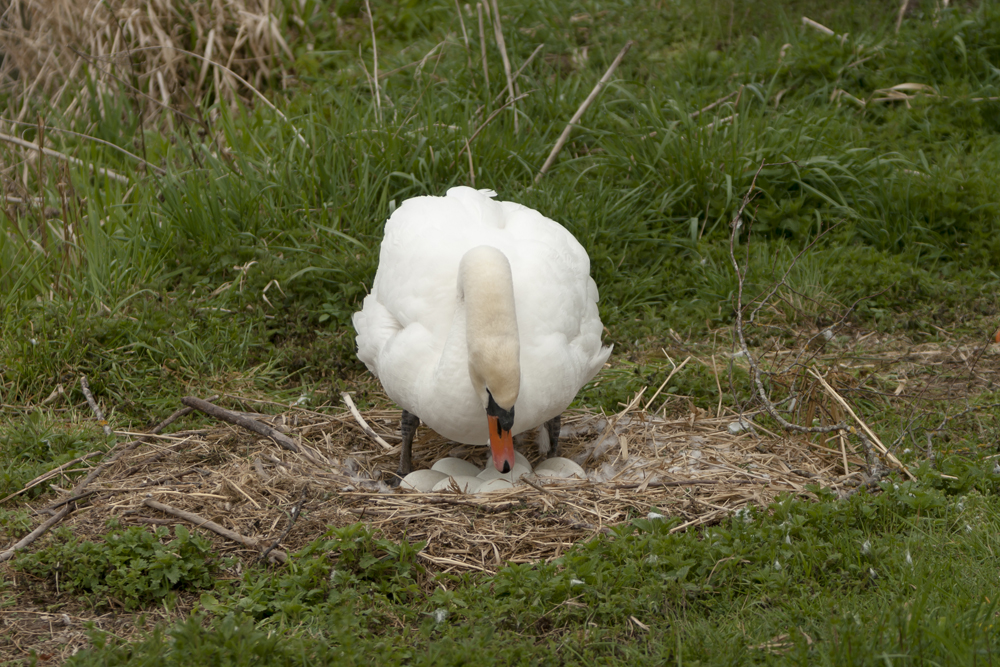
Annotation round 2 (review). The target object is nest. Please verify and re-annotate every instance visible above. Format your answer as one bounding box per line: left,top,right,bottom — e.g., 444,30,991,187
25,396,857,575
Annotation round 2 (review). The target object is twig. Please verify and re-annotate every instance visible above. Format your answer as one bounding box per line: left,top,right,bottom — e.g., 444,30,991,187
142,498,287,564
726,163,913,481
180,396,325,465
801,16,835,36
364,0,382,123
80,376,113,436
45,402,200,511
490,0,518,133
48,489,99,510
0,452,103,503
0,119,166,175
0,131,129,184
838,432,850,477
689,88,741,119
260,491,307,563
341,393,394,451
535,41,633,182
0,506,72,563
611,478,766,490
931,402,1000,434
465,137,476,186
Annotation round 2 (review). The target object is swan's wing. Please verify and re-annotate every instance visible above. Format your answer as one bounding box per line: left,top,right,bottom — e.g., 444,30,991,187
354,187,611,428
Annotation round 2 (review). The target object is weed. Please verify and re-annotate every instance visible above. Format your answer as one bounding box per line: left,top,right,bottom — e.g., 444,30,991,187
13,524,222,610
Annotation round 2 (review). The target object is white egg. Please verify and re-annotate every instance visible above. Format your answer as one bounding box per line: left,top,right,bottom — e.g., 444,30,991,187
477,462,531,482
477,478,515,493
534,457,587,479
486,450,532,471
399,469,447,492
431,457,481,478
430,475,483,493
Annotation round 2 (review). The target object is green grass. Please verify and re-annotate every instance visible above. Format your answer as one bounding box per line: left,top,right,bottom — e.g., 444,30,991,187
2,0,1000,663
28,473,1000,666
2,0,999,421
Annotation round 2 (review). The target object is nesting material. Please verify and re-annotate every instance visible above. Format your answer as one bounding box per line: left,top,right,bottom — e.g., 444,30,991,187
20,399,851,576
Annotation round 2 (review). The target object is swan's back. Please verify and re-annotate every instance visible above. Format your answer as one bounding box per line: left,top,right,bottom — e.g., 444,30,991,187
354,187,610,441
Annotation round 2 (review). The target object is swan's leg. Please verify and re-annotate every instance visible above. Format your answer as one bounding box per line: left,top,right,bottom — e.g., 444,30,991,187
393,409,420,482
544,415,562,458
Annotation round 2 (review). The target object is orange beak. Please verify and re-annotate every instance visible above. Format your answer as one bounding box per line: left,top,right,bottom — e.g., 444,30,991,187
488,414,516,473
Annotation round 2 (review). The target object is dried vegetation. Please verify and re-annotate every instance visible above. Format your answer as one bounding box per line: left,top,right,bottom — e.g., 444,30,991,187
0,0,297,123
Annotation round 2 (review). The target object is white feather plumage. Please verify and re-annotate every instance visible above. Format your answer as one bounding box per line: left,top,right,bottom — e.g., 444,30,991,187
353,187,611,446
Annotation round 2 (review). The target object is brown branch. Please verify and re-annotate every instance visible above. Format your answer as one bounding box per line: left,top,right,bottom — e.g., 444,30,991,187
726,161,911,481
142,498,287,564
46,402,200,512
0,506,72,563
0,119,166,175
0,451,103,503
80,375,113,436
180,396,326,466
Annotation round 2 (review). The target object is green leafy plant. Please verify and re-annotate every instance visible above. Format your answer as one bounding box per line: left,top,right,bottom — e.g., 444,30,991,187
14,525,221,609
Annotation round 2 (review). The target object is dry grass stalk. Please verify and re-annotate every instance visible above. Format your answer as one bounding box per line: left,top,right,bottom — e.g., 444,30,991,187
363,0,382,123
342,392,395,452
535,41,633,182
0,131,129,184
477,2,491,95
490,42,544,106
0,0,297,126
801,16,835,36
808,370,913,478
489,0,518,133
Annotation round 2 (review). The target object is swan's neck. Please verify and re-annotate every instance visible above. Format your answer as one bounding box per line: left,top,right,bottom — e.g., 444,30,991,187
458,246,520,410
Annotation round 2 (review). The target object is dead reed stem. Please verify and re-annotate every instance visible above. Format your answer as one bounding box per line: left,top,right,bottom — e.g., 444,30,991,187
536,41,633,182
490,0,518,134
0,132,129,184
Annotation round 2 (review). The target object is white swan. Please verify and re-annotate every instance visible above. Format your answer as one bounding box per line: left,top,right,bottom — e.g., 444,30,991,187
353,187,611,477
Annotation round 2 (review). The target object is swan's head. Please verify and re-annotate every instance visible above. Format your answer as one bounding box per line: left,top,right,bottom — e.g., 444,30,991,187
460,246,520,473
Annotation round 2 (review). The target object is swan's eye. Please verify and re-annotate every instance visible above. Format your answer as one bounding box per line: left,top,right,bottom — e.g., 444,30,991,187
486,390,515,431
